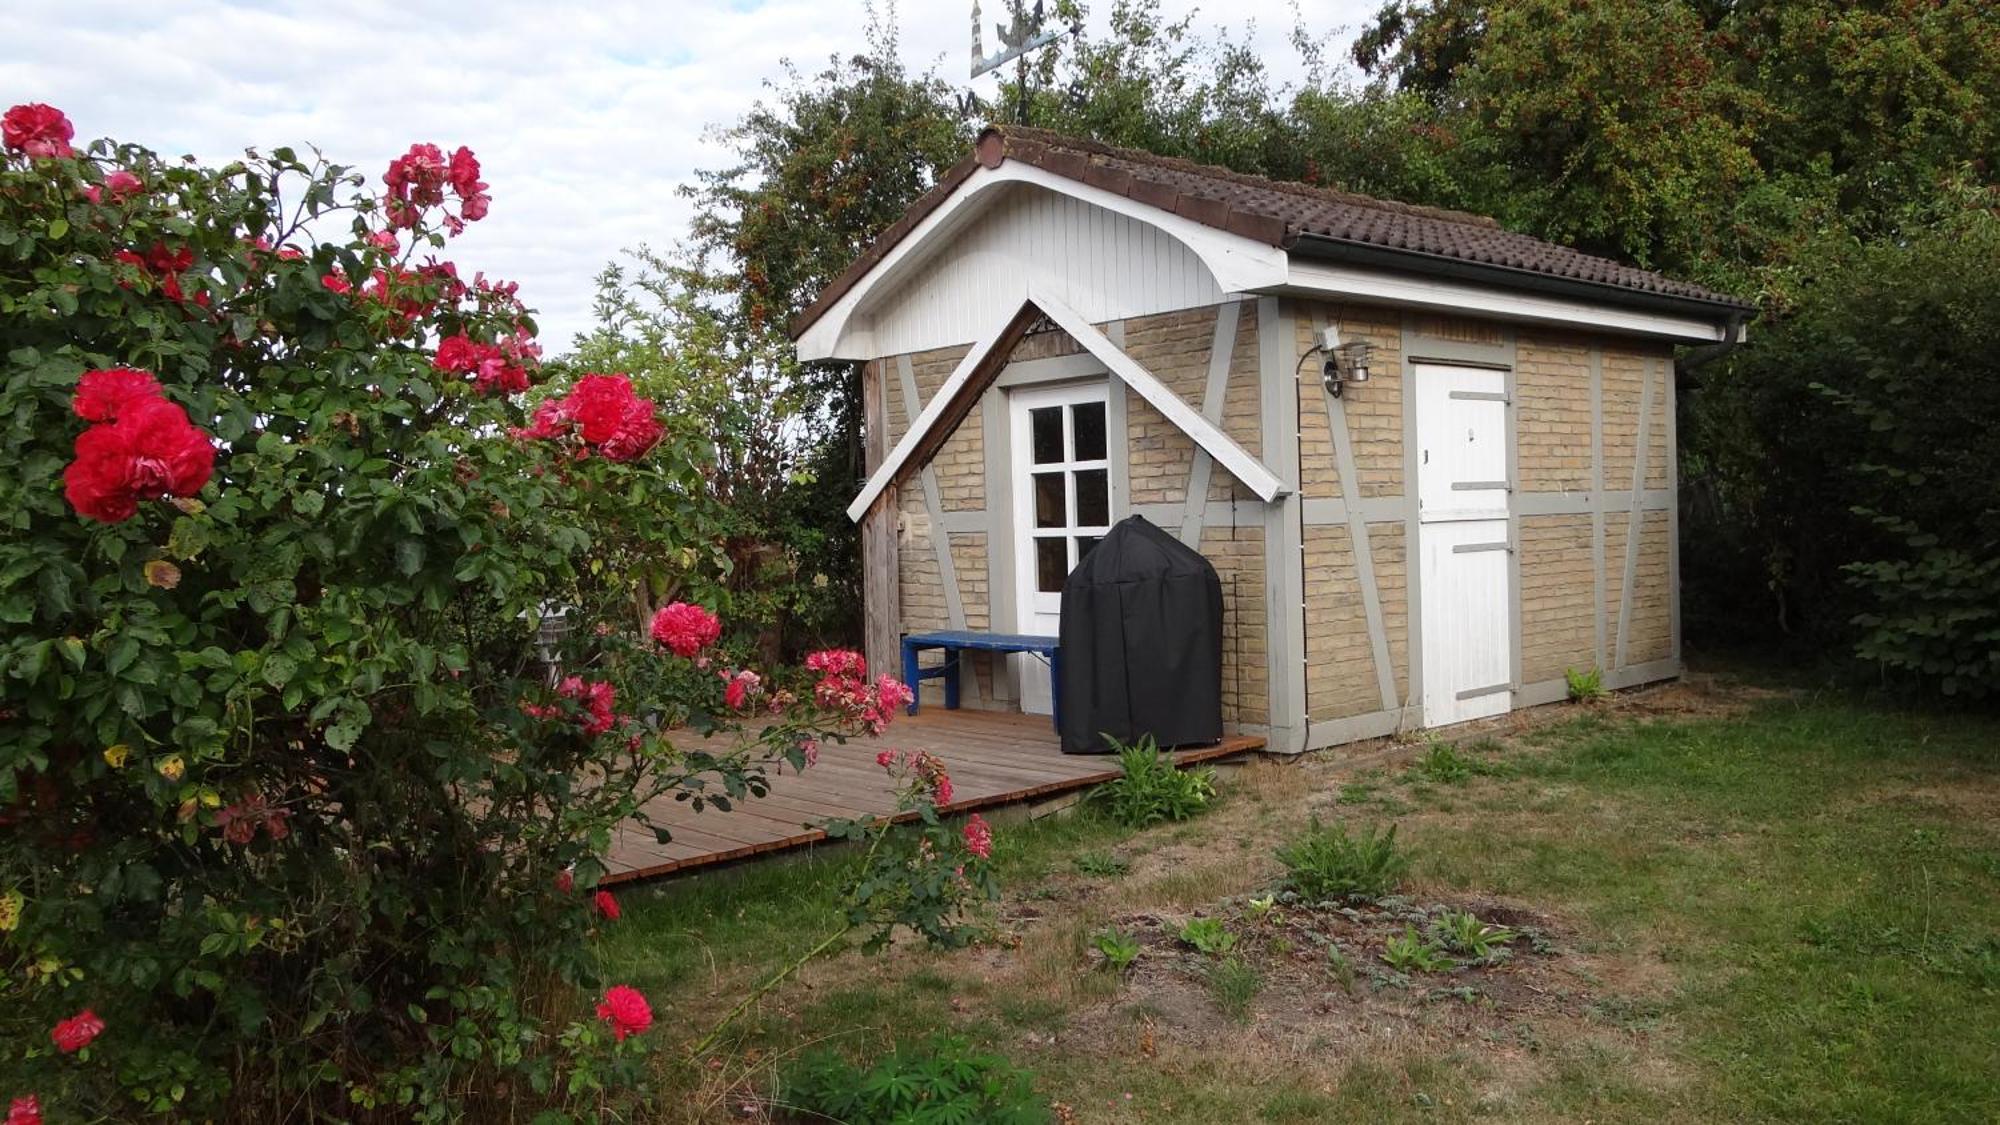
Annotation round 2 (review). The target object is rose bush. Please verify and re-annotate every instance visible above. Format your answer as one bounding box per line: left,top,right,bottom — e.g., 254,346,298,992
0,107,969,1121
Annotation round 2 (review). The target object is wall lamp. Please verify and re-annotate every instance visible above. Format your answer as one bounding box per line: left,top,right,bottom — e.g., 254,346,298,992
1316,328,1373,398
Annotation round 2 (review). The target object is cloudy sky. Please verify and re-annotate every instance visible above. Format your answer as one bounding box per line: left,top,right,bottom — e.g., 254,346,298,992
2,0,1377,347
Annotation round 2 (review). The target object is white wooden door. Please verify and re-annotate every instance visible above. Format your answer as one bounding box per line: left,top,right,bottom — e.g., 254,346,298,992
1010,381,1112,713
1415,363,1513,726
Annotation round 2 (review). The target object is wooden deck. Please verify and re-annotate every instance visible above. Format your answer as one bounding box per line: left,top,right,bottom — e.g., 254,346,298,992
602,710,1265,884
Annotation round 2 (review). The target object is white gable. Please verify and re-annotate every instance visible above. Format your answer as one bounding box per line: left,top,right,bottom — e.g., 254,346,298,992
858,183,1226,359
797,162,1292,362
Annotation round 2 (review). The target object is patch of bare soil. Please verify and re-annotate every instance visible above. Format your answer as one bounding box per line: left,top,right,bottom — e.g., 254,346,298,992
1024,890,1581,1054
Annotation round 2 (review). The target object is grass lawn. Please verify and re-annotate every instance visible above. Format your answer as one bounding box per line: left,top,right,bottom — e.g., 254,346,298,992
601,673,2000,1123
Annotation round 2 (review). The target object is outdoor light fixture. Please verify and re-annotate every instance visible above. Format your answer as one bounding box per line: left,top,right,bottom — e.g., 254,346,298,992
1316,329,1373,398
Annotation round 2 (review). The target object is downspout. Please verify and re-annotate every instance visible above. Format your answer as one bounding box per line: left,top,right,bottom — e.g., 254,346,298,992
1678,312,1750,371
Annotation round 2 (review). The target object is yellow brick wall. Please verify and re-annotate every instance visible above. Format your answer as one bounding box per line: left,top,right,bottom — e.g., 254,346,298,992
948,531,996,700
1519,514,1596,683
884,343,972,446
1296,309,1342,499
1600,347,1645,494
1341,306,1405,499
934,400,984,512
1123,306,1219,506
1628,510,1673,664
1292,300,1404,500
1516,333,1593,493
1646,361,1671,491
1370,523,1410,703
1200,525,1268,726
1303,524,1380,721
897,488,947,633
1207,301,1266,500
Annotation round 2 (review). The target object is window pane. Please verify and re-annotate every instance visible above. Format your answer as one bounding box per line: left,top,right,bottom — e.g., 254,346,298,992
1077,535,1101,562
1033,472,1066,528
1074,468,1109,527
1030,406,1062,464
1036,537,1067,593
1071,400,1106,461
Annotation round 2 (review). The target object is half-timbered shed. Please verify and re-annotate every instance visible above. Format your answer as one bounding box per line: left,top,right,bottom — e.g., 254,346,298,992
793,126,1753,752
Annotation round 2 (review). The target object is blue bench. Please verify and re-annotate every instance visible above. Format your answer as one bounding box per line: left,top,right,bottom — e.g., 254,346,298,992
901,630,1062,731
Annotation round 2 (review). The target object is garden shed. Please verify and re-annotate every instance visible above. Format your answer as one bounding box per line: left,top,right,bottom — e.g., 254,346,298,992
794,126,1753,753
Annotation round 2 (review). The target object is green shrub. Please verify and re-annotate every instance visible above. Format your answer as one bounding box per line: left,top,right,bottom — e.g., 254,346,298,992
1275,818,1410,902
777,1036,1052,1124
1565,666,1605,701
1092,928,1142,973
0,109,922,1119
1205,956,1262,1022
1090,734,1216,827
1177,916,1237,956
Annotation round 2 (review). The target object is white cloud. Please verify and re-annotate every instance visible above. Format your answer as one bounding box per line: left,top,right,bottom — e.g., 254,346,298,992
1,0,1376,347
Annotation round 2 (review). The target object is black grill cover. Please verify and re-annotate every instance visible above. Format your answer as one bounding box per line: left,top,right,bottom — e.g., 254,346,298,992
1058,515,1224,754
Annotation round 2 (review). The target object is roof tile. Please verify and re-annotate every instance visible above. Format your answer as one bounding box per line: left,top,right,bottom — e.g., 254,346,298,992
792,125,1750,340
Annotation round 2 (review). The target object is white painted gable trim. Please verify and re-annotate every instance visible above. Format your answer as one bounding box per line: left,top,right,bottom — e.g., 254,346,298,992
1028,288,1287,504
844,289,1287,523
798,162,1291,362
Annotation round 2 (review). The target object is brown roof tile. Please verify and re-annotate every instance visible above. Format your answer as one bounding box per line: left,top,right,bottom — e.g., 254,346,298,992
792,125,1750,340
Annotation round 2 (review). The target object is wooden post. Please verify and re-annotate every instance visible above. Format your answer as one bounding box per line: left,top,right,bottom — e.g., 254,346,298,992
860,360,901,678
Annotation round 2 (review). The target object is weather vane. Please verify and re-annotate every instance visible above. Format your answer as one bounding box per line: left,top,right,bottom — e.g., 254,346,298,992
969,1,1078,125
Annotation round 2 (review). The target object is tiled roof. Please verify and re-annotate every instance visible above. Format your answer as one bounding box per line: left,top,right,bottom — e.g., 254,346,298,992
792,125,1751,339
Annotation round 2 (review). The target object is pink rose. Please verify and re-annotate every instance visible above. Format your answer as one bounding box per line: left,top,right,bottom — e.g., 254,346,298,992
649,602,721,658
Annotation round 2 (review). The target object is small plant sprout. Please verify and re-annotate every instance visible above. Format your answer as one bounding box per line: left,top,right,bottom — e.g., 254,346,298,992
1073,851,1130,878
1381,925,1456,974
1275,818,1411,902
1206,956,1262,1022
1409,741,1476,784
1565,665,1605,702
1432,910,1518,960
1177,917,1237,957
1326,944,1358,995
1247,894,1280,924
1093,928,1142,973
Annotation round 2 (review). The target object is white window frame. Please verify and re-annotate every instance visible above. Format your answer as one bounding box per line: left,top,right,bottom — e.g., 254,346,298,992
1009,380,1113,619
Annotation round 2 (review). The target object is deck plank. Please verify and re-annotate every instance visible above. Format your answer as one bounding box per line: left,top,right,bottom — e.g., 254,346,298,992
604,709,1263,884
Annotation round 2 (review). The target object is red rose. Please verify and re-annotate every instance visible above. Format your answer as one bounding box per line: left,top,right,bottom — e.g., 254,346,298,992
63,396,216,523
555,676,617,736
592,890,620,920
649,602,721,658
7,1094,41,1125
73,367,161,422
321,271,352,294
448,146,485,200
510,398,567,441
565,374,662,461
3,103,73,159
594,985,652,1041
555,869,574,894
50,1008,104,1053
